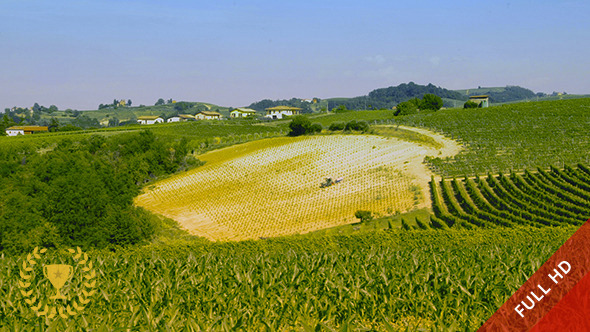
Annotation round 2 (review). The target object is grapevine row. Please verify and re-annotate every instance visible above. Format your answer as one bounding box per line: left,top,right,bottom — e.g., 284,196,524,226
429,165,590,229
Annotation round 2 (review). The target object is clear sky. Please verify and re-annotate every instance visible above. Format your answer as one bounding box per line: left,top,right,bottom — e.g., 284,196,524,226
1,0,589,110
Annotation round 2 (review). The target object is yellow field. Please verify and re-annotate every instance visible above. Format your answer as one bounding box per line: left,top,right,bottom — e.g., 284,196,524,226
135,134,455,240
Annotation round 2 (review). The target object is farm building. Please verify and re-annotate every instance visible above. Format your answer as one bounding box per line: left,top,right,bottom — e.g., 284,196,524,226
195,111,222,120
5,126,49,136
264,106,302,119
167,114,195,123
137,116,164,125
230,108,257,118
469,95,489,108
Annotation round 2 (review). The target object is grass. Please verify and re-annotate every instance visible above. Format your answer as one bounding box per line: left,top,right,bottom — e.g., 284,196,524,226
372,125,443,149
306,207,433,237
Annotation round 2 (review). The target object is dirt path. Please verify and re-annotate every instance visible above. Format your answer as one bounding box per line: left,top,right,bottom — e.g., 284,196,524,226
373,125,463,210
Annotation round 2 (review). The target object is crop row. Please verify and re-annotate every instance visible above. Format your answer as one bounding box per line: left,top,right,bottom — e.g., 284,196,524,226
428,164,590,229
0,227,576,330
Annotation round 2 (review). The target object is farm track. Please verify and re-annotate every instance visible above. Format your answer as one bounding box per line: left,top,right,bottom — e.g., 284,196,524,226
135,130,461,240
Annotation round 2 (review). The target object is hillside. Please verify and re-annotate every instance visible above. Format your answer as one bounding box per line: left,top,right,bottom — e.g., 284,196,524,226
1,98,590,330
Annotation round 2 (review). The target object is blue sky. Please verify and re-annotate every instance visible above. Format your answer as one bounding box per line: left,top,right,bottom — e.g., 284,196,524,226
1,0,589,110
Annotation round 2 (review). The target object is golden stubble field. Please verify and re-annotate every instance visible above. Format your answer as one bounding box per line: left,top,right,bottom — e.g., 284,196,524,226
135,130,460,240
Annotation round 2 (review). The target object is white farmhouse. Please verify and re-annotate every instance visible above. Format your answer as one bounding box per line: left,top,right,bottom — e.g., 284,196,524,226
167,114,195,123
264,106,302,119
6,127,24,136
137,116,164,125
230,108,257,118
195,111,222,120
5,126,48,136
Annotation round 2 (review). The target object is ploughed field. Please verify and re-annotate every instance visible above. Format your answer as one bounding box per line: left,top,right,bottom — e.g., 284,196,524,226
135,134,455,240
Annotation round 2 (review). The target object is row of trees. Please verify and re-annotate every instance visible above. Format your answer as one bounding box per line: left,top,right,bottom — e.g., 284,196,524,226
288,116,370,136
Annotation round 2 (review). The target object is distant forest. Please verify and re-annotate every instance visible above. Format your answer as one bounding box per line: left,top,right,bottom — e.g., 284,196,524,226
480,86,538,103
342,82,467,110
248,82,467,111
247,98,317,113
247,83,546,111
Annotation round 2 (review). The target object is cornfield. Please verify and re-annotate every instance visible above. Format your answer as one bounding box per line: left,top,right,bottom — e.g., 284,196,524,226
0,227,575,330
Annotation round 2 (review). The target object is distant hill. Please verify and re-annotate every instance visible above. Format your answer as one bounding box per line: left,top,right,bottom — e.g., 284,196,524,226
455,86,538,103
248,82,468,112
247,98,318,113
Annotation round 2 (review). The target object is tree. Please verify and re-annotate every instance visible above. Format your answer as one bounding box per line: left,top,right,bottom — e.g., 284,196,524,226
394,100,419,116
48,118,60,132
127,99,132,107
355,210,373,223
155,98,165,106
288,115,311,136
48,105,58,113
463,100,479,109
420,94,443,111
0,114,16,136
108,117,120,127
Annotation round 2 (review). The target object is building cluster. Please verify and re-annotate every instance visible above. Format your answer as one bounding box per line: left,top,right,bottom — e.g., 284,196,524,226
4,106,305,135
137,106,303,125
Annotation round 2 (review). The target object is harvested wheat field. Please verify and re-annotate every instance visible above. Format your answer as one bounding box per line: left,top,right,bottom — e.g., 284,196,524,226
135,132,460,240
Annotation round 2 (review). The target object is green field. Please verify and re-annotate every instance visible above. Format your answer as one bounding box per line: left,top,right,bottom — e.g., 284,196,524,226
394,98,590,177
1,98,590,330
0,227,576,330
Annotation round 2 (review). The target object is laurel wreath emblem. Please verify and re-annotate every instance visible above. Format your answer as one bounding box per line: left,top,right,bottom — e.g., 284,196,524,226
19,247,97,319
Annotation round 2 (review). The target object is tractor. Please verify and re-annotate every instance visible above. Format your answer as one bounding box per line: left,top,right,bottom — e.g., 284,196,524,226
320,177,343,188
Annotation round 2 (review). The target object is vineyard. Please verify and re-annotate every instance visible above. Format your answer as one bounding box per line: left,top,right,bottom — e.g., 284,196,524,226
393,98,590,177
429,164,590,230
135,134,459,240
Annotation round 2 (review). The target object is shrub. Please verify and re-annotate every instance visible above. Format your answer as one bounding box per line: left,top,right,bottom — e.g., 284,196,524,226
394,100,419,116
288,115,311,136
345,120,369,132
328,122,346,131
309,123,323,134
464,100,479,109
354,210,373,223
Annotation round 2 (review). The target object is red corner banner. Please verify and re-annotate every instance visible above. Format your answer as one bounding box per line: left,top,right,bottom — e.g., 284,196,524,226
479,219,590,331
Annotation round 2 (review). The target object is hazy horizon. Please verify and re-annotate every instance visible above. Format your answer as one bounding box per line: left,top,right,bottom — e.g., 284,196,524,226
2,0,589,110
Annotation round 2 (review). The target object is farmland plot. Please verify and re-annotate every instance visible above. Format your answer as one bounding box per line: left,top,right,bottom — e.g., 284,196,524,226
135,133,459,240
